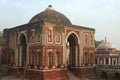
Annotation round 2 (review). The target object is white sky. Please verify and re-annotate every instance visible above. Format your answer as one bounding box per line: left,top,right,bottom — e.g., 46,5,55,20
0,0,120,49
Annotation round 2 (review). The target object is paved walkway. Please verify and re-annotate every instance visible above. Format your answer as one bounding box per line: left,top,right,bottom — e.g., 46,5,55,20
67,70,90,80
0,65,91,80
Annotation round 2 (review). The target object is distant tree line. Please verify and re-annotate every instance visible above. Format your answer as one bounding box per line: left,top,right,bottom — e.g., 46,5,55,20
0,32,3,41
94,40,102,48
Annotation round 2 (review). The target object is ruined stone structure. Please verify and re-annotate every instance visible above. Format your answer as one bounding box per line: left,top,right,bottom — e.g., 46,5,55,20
96,40,120,80
1,5,95,80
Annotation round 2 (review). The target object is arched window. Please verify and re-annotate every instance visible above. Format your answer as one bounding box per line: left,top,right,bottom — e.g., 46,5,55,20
36,52,40,66
90,52,93,65
55,51,60,67
39,53,42,67
30,51,34,68
10,53,14,65
84,52,88,66
48,52,52,68
36,51,42,68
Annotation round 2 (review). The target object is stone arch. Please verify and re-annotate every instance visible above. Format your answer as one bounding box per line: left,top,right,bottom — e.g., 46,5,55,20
66,31,80,44
66,32,79,67
19,33,27,67
113,72,120,80
18,31,27,45
100,71,108,80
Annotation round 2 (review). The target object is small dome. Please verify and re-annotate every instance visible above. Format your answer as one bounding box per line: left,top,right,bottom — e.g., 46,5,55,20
97,41,116,49
29,5,72,25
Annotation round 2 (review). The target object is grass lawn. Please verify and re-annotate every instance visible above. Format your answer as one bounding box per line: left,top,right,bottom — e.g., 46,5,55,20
90,77,102,80
0,76,29,80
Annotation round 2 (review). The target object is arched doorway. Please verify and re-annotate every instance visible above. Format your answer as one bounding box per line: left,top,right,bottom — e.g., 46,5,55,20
113,72,120,80
66,33,78,67
100,71,108,80
19,34,27,67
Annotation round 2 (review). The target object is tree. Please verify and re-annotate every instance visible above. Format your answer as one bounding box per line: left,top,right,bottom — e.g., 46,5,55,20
94,40,102,48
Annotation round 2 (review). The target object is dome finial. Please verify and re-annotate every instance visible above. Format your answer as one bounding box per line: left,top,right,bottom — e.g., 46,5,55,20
47,5,54,10
48,5,52,8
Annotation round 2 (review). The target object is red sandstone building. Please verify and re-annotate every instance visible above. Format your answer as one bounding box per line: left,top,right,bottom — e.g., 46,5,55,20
0,5,95,80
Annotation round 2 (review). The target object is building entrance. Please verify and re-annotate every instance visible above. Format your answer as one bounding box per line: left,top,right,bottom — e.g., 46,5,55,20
66,33,78,67
19,34,27,67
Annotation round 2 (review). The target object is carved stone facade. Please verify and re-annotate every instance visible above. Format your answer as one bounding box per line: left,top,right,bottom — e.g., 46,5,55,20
1,5,95,80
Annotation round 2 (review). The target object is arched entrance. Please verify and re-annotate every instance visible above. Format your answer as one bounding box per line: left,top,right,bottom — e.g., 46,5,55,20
113,72,120,80
19,34,27,67
100,71,108,80
66,33,78,67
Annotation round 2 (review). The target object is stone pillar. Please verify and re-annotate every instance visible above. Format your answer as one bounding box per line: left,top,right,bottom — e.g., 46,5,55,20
109,57,111,65
34,52,37,69
118,58,120,65
44,49,48,69
77,44,80,67
111,57,113,65
115,57,118,65
75,45,78,67
52,51,56,68
104,58,106,65
60,49,64,68
28,49,31,68
88,52,91,66
39,53,42,69
97,57,99,65
93,52,95,66
27,43,29,67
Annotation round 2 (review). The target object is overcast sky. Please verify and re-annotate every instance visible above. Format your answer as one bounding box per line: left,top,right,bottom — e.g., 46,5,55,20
0,0,120,49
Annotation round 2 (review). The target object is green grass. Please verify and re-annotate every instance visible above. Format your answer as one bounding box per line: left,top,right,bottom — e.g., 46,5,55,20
0,76,29,80
0,77,10,80
90,77,102,80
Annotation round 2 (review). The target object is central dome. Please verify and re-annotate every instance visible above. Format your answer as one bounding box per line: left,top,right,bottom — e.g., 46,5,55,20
97,41,116,49
29,5,72,25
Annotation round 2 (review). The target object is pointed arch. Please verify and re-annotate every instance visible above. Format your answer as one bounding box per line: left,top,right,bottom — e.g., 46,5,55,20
18,33,27,67
66,32,79,67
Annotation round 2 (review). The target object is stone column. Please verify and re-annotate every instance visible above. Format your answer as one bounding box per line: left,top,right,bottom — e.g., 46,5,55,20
109,57,111,65
93,52,96,66
44,49,48,69
104,58,106,65
60,49,64,68
77,44,80,67
97,57,99,65
115,57,118,65
33,51,37,69
75,45,78,67
118,58,120,65
111,57,113,65
27,50,31,68
52,51,56,68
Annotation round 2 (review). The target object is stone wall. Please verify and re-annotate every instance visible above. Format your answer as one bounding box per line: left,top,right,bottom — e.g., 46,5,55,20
26,69,68,80
69,67,96,78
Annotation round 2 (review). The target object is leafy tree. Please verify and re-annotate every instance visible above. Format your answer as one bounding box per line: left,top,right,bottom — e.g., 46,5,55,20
95,40,102,48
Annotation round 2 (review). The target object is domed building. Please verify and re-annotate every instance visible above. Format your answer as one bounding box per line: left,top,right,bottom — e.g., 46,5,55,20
95,39,120,80
1,5,95,80
96,40,120,65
